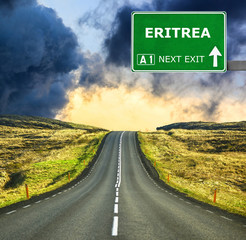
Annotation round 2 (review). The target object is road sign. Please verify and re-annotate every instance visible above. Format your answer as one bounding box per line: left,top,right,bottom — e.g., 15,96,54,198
131,12,227,72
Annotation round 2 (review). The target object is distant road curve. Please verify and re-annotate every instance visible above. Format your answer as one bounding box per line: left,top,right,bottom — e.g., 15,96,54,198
0,131,245,239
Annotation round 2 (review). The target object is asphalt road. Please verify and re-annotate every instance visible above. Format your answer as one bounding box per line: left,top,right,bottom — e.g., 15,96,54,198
0,131,245,239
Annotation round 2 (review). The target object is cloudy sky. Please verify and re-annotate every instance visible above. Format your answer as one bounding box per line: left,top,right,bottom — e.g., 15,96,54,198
0,0,246,130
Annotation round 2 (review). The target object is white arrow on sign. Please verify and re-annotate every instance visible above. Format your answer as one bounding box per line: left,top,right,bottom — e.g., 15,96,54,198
209,46,222,67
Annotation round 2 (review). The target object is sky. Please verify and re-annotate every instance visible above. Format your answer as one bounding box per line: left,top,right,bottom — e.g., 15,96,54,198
0,0,246,130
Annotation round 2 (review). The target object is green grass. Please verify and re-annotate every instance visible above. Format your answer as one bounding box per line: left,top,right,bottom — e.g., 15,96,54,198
157,120,246,131
0,115,108,208
139,124,246,216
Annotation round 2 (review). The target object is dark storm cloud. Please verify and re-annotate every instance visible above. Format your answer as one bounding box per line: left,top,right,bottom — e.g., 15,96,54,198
0,0,82,117
79,52,106,88
78,0,120,32
96,0,246,119
104,0,246,66
104,6,135,67
199,99,221,120
166,0,246,59
0,0,34,9
165,0,246,19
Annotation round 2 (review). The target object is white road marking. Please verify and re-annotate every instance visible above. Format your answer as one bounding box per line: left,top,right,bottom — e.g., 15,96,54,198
220,216,232,221
52,194,57,198
23,205,31,209
112,131,125,237
117,132,124,188
6,210,16,215
35,200,41,204
45,197,50,200
112,216,118,236
185,201,191,205
58,192,62,194
114,204,118,214
206,210,214,214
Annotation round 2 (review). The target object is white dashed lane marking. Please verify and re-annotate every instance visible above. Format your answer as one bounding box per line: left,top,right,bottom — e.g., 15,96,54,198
112,131,124,237
6,210,16,215
220,216,232,221
112,216,118,236
114,204,118,214
23,205,31,209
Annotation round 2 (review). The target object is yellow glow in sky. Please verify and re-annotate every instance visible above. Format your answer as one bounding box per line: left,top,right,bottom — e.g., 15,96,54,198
57,85,246,131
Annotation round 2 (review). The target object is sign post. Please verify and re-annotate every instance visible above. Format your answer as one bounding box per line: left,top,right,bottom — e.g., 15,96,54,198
131,12,227,72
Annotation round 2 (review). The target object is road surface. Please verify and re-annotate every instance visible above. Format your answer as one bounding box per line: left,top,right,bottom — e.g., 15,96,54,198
0,131,245,239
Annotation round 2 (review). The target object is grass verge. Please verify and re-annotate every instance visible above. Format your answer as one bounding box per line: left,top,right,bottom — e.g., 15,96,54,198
0,115,108,208
138,129,246,216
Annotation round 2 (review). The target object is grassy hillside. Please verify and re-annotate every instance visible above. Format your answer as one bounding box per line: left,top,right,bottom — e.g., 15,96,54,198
0,115,108,208
0,115,105,131
157,121,246,131
139,122,246,216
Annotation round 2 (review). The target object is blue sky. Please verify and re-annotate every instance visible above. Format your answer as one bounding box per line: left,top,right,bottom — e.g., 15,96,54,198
38,0,143,53
38,0,102,52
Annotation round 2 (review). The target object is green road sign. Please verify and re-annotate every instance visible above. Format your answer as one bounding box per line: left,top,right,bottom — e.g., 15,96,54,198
131,12,227,72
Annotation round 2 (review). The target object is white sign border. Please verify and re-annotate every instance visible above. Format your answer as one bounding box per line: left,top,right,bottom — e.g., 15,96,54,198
131,11,227,73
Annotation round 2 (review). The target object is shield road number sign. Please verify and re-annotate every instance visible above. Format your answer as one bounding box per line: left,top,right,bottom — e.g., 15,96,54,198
131,12,227,72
